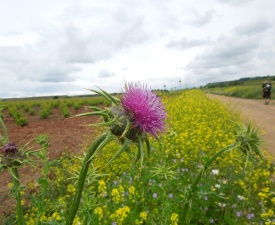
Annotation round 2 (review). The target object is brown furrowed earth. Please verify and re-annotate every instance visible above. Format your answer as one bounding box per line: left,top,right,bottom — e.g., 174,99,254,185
0,106,100,222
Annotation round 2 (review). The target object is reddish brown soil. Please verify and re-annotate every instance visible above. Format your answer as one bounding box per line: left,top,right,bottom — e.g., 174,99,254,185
0,106,99,222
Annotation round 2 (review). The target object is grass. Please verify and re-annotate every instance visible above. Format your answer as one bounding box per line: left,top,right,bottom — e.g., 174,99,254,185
204,76,274,99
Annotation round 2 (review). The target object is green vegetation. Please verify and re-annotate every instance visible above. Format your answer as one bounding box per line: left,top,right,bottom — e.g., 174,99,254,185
204,75,275,99
0,95,109,125
1,90,274,224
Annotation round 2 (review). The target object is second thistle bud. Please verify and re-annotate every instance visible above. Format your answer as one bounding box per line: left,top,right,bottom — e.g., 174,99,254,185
2,142,18,156
1,142,25,168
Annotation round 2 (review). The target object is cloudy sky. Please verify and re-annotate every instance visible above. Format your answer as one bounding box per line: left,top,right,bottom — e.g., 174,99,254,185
0,0,274,98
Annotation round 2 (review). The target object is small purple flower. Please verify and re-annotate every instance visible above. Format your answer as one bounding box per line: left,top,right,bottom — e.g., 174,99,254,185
153,193,158,198
247,213,254,219
121,83,166,137
1,142,18,156
168,193,173,198
236,211,242,217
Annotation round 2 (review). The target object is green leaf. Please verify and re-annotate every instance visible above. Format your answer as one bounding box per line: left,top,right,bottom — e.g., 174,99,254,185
87,131,116,163
95,86,120,106
144,135,151,157
137,138,144,171
119,119,131,139
37,177,49,188
86,117,122,127
85,106,103,111
104,138,133,168
8,168,19,181
87,87,119,107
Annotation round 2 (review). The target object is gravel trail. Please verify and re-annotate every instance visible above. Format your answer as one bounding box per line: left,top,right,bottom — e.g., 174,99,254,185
207,94,275,161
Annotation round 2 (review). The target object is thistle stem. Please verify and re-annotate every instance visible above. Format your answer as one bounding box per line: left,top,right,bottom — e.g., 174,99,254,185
11,167,25,225
66,133,108,225
182,143,237,223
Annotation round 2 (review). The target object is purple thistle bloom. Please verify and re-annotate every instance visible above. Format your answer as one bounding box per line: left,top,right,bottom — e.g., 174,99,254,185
121,83,166,137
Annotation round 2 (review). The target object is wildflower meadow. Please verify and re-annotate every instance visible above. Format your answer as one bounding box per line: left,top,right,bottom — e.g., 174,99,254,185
1,87,275,225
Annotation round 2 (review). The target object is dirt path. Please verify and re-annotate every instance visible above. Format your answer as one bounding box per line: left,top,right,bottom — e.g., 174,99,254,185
207,94,275,161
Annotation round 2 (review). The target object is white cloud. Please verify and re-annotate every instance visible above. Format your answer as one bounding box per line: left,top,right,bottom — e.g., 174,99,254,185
0,0,275,98
166,37,211,49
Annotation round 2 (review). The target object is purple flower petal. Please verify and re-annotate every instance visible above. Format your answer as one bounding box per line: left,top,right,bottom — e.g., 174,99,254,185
121,83,166,137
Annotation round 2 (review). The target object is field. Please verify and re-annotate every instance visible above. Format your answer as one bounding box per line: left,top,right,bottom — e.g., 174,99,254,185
1,89,275,224
0,100,100,221
205,76,275,99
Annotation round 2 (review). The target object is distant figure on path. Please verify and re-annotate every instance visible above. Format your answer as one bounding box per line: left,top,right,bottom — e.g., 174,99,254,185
262,81,272,105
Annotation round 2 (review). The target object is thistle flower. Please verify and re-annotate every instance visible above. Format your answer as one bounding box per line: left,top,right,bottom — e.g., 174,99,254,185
75,83,166,140
74,83,167,167
2,142,18,156
67,84,167,225
121,83,166,137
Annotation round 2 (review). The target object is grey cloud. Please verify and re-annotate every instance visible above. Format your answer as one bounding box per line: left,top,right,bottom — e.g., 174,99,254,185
186,10,215,27
17,61,80,82
59,8,149,64
234,19,272,36
186,36,259,74
34,63,81,82
166,37,210,49
98,69,116,78
0,46,30,63
0,44,81,83
216,0,254,6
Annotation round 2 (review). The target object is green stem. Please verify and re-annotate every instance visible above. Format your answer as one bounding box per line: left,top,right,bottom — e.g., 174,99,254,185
66,133,109,225
11,167,25,225
182,143,237,223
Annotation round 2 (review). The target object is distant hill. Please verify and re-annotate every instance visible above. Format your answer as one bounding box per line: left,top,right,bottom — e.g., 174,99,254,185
204,75,275,88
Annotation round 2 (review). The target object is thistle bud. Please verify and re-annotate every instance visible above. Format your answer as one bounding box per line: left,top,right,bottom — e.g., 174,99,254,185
1,142,24,168
2,142,18,156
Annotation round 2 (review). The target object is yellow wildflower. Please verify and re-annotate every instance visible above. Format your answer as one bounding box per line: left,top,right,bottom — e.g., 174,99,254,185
94,207,104,220
112,188,121,204
110,206,130,225
170,213,179,225
98,179,107,197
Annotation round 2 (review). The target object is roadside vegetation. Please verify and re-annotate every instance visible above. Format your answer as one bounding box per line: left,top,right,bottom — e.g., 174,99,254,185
0,96,110,126
204,75,275,99
1,89,274,224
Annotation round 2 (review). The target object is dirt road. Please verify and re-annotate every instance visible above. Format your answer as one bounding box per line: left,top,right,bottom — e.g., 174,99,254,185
207,94,275,162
